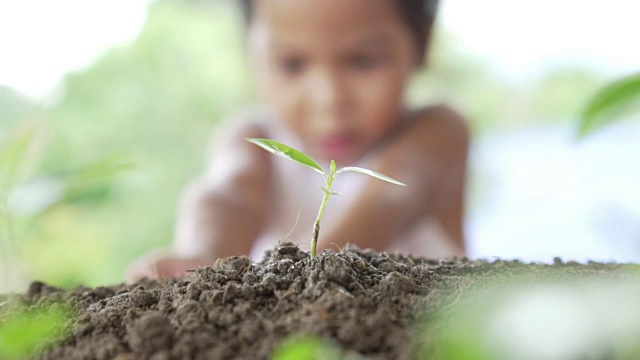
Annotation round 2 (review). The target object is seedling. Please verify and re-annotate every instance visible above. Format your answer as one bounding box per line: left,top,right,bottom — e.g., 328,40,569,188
245,138,406,259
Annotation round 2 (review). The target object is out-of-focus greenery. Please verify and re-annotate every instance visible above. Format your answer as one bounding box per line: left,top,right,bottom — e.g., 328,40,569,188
271,335,344,360
577,71,640,137
1,0,254,291
0,302,73,359
0,120,131,292
0,86,40,130
0,0,610,291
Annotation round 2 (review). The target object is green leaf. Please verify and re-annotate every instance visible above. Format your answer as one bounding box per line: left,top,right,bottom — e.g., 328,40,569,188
0,304,73,359
336,167,406,186
245,138,324,175
59,152,133,203
271,335,342,360
0,127,35,194
578,71,640,138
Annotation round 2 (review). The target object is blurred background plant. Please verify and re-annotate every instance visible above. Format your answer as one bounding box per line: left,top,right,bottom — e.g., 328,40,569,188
577,71,640,138
1,0,638,292
0,0,256,291
0,119,130,291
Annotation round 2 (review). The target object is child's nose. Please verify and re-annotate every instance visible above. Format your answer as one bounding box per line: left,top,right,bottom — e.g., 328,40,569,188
308,68,351,124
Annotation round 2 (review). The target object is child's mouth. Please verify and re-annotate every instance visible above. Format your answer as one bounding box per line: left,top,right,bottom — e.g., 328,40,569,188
316,136,356,162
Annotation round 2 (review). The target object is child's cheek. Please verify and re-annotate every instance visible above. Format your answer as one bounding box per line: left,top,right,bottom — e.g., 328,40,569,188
259,69,300,116
355,69,406,124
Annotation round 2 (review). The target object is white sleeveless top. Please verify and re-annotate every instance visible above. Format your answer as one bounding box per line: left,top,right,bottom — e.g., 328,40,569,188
248,120,458,261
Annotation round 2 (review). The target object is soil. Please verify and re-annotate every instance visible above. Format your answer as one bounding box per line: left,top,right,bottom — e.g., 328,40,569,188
2,243,638,359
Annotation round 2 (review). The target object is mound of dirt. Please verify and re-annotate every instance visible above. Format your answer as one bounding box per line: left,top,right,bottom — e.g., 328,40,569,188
5,243,636,359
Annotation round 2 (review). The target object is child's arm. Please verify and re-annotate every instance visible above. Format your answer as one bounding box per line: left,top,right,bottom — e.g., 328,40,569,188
318,106,469,255
126,118,272,281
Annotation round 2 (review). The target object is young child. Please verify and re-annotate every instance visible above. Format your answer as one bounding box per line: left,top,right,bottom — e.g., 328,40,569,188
128,0,469,281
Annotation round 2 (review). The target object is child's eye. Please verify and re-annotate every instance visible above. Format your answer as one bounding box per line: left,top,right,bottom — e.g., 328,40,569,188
349,54,386,70
279,57,306,76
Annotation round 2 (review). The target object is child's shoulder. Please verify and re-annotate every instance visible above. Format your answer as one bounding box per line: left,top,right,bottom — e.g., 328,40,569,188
409,104,469,137
400,104,470,154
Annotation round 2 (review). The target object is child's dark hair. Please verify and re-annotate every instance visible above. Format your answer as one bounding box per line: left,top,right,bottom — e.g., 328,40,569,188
239,0,440,60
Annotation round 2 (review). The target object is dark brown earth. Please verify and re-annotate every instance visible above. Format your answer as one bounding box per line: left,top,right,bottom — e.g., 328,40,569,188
3,243,639,359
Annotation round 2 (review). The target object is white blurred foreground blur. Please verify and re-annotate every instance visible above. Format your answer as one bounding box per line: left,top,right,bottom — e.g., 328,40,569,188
425,273,640,359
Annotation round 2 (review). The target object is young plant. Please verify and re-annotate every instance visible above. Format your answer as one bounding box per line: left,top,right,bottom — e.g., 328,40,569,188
245,138,406,259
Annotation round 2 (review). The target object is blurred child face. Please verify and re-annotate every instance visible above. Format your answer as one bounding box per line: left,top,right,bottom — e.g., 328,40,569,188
247,0,419,165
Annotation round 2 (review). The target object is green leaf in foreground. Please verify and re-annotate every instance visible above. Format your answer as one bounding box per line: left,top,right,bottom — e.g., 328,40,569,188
0,304,73,359
245,138,324,175
578,71,640,138
271,335,342,360
336,166,406,186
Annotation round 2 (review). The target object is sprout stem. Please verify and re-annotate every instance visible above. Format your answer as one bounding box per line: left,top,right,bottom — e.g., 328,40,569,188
310,161,336,259
311,190,330,259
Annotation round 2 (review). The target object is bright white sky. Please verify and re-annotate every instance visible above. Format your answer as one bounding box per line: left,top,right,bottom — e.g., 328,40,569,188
0,0,149,100
0,0,639,100
440,0,640,80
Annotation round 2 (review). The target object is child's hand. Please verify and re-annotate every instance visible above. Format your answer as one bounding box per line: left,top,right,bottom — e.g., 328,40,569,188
126,249,212,284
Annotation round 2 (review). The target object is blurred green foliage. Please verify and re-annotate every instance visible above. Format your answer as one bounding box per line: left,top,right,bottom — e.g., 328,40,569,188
0,86,40,130
0,0,609,291
0,107,132,293
0,302,73,359
271,335,344,360
577,71,640,137
1,0,254,291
